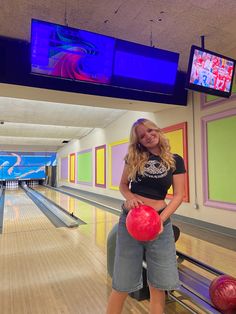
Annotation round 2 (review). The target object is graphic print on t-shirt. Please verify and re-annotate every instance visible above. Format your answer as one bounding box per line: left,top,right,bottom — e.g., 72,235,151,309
141,160,168,179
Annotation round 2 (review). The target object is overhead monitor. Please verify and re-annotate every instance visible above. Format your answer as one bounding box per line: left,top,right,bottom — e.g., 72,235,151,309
31,19,179,95
186,45,235,98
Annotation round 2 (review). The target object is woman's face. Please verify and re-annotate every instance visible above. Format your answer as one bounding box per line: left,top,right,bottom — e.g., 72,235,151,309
136,124,160,150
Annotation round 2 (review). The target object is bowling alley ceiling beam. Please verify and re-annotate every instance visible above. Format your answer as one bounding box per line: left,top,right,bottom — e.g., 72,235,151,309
0,83,176,113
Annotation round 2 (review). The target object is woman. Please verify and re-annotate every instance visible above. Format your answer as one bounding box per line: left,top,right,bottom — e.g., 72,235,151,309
106,118,186,314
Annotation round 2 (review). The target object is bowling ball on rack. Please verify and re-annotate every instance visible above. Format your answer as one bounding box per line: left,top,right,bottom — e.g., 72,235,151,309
126,205,161,241
209,275,236,312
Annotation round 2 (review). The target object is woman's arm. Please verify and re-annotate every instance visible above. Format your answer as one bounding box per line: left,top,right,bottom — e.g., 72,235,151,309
159,173,185,223
119,164,143,209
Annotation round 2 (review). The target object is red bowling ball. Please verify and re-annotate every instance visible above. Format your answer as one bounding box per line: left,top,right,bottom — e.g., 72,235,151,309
209,275,236,312
126,205,161,241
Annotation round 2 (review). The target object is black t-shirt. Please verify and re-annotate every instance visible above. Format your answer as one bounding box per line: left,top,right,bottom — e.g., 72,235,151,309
130,154,186,200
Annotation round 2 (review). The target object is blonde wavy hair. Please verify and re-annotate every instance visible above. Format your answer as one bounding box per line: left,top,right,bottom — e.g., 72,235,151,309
125,118,176,181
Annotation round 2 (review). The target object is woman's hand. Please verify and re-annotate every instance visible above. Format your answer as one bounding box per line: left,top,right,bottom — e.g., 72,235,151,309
124,197,144,210
158,220,164,235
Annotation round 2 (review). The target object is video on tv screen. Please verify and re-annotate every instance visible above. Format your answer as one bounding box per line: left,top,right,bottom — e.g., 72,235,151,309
31,20,115,84
186,45,235,98
31,19,179,95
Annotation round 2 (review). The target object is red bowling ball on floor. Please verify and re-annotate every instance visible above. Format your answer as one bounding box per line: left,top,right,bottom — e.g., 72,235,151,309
209,275,236,312
126,205,161,241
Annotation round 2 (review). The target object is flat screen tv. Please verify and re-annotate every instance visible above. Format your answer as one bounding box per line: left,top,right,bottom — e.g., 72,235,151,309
185,45,235,98
31,19,179,95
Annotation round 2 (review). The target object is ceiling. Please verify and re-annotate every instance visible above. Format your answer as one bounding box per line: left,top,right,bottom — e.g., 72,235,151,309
0,0,236,151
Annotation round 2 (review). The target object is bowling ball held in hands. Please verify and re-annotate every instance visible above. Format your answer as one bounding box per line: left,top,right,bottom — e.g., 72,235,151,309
126,204,161,241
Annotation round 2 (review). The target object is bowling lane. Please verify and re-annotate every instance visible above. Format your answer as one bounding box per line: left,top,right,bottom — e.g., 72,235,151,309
34,185,118,225
2,188,233,313
33,186,119,253
176,232,236,278
35,186,236,277
3,188,55,234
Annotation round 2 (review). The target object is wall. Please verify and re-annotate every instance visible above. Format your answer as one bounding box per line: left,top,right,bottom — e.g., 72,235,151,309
57,93,236,230
57,110,155,198
154,92,236,229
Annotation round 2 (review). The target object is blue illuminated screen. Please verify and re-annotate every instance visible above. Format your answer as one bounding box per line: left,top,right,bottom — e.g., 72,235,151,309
31,19,179,95
0,152,56,180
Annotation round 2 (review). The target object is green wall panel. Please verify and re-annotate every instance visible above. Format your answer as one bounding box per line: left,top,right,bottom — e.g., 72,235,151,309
207,115,236,203
77,151,92,183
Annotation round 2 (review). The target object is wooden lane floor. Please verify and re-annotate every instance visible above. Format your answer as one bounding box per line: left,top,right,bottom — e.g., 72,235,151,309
3,188,55,234
35,186,236,309
34,186,119,231
176,232,236,278
1,187,235,313
36,186,236,277
0,188,191,314
1,189,145,314
1,189,143,313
